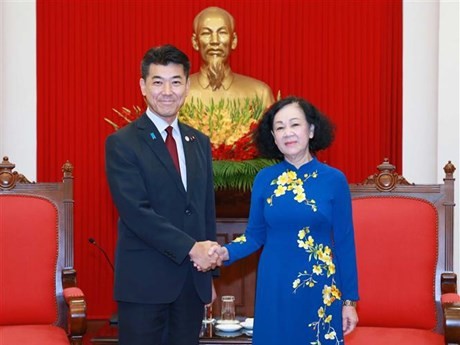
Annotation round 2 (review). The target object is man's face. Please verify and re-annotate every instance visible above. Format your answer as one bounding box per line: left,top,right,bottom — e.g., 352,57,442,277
139,63,190,124
195,14,234,65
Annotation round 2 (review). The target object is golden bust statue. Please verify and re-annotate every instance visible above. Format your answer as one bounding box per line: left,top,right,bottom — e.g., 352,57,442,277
186,6,275,109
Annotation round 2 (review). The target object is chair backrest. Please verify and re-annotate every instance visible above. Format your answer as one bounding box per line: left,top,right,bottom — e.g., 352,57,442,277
0,156,74,329
349,158,455,333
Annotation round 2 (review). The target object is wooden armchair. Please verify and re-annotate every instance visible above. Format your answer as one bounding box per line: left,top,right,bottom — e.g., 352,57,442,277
0,157,87,345
344,159,459,345
215,159,460,344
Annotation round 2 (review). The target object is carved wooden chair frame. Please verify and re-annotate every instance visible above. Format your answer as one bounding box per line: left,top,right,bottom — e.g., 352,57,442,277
0,156,87,345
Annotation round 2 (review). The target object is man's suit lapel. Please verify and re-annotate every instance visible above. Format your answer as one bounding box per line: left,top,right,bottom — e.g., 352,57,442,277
136,114,186,195
179,123,199,203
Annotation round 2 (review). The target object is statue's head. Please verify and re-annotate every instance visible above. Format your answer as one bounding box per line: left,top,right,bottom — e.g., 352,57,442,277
191,6,238,67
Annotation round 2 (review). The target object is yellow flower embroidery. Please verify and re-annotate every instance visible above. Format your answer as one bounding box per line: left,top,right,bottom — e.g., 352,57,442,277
318,307,325,318
293,226,343,344
293,278,301,289
232,235,246,244
313,264,323,275
328,263,336,276
297,228,314,250
292,184,304,195
267,169,318,211
297,240,308,249
274,185,287,197
277,170,297,185
298,228,307,240
325,330,337,340
294,192,306,203
322,284,341,306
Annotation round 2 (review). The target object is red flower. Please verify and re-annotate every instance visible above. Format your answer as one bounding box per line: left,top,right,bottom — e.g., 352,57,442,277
211,122,259,160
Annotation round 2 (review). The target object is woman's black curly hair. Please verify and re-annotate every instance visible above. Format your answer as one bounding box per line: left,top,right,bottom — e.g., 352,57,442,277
254,96,335,159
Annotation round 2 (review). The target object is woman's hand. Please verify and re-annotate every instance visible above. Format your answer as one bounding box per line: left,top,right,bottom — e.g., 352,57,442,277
342,305,358,335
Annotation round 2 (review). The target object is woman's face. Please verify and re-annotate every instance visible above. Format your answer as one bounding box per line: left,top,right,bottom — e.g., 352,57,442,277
271,103,313,161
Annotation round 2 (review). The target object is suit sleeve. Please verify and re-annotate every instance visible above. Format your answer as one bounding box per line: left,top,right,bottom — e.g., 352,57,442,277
331,172,359,301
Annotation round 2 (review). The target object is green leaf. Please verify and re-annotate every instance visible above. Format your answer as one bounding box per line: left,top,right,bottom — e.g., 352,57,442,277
213,158,279,191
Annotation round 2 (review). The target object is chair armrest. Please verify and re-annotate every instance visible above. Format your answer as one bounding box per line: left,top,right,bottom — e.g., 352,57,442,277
442,272,458,294
63,268,78,288
63,287,87,344
441,272,460,344
443,302,460,344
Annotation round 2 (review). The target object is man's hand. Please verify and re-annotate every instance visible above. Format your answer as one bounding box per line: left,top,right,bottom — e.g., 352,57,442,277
189,241,221,272
195,244,229,272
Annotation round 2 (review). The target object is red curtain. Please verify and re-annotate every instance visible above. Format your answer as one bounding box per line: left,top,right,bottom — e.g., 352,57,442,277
36,0,402,318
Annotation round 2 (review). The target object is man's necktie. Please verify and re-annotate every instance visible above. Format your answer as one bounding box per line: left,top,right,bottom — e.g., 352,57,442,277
165,126,181,173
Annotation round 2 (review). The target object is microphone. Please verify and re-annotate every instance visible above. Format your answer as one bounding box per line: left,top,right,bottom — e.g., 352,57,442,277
88,237,114,272
88,237,118,325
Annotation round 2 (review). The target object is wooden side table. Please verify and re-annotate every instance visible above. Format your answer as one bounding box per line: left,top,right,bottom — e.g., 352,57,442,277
91,322,253,345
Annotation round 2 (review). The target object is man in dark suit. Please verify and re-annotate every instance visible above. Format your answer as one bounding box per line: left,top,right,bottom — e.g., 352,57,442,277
105,44,220,345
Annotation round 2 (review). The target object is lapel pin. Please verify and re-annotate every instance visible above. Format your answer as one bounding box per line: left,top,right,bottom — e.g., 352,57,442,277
150,132,156,140
185,136,190,142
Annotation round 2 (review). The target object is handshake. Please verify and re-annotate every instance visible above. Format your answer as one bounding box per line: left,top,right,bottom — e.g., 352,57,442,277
189,241,229,272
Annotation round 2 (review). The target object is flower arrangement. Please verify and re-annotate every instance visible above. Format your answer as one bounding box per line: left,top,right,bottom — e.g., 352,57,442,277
180,98,262,160
104,97,277,191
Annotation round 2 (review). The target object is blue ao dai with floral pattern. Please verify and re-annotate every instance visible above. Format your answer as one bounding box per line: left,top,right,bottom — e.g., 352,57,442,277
224,158,359,345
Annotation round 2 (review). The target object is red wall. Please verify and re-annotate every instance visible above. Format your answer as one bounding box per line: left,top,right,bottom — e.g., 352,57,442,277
37,0,402,318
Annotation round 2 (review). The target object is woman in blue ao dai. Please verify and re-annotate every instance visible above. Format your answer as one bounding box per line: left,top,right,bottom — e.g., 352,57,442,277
214,96,359,344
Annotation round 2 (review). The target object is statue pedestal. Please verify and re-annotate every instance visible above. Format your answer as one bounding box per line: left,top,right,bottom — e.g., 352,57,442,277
215,189,250,218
